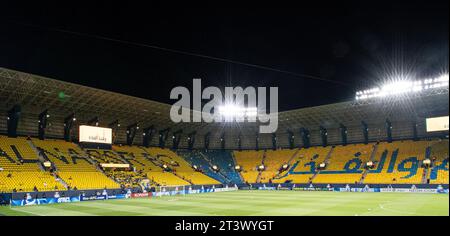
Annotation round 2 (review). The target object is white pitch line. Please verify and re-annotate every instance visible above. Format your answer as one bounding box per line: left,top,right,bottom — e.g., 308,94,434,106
11,207,45,216
378,202,418,216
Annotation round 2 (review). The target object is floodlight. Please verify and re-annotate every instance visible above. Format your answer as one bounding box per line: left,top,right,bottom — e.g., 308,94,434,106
355,73,449,100
218,104,258,121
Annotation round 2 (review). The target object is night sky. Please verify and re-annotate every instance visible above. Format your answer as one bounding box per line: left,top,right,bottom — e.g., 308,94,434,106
1,1,448,111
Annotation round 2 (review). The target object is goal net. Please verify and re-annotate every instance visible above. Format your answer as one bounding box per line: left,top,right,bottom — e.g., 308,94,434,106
155,185,189,197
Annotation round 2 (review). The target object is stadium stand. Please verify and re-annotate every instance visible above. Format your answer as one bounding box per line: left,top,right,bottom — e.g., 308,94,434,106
272,146,332,184
260,149,299,183
428,140,449,184
2,135,448,192
234,150,265,183
205,150,243,184
0,136,65,192
313,143,374,184
113,145,160,172
112,145,160,187
32,138,96,172
31,139,121,190
144,147,220,185
85,149,127,164
364,140,432,184
180,150,231,184
57,171,120,190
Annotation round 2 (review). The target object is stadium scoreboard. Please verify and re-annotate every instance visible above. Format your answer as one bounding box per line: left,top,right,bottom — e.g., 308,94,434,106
79,125,113,144
426,116,449,132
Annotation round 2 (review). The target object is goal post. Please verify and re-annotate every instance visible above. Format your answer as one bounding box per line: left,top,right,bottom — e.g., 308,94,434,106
156,185,190,197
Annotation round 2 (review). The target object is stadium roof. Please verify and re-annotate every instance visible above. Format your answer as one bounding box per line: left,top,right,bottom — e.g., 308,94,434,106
0,67,448,148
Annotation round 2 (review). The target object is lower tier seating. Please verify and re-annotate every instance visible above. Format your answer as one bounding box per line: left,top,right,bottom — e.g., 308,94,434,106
0,172,66,192
146,172,191,186
233,150,264,183
57,172,120,190
364,141,431,184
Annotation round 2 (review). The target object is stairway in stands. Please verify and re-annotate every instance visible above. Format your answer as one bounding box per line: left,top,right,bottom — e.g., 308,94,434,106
199,151,232,183
359,143,379,184
256,150,267,183
230,151,244,183
309,146,335,183
421,146,432,184
272,148,301,180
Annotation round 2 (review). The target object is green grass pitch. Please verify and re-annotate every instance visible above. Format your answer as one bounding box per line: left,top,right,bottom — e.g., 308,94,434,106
0,191,448,216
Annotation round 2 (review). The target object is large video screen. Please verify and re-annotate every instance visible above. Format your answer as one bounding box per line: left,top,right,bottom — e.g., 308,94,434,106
426,116,449,132
79,125,112,144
